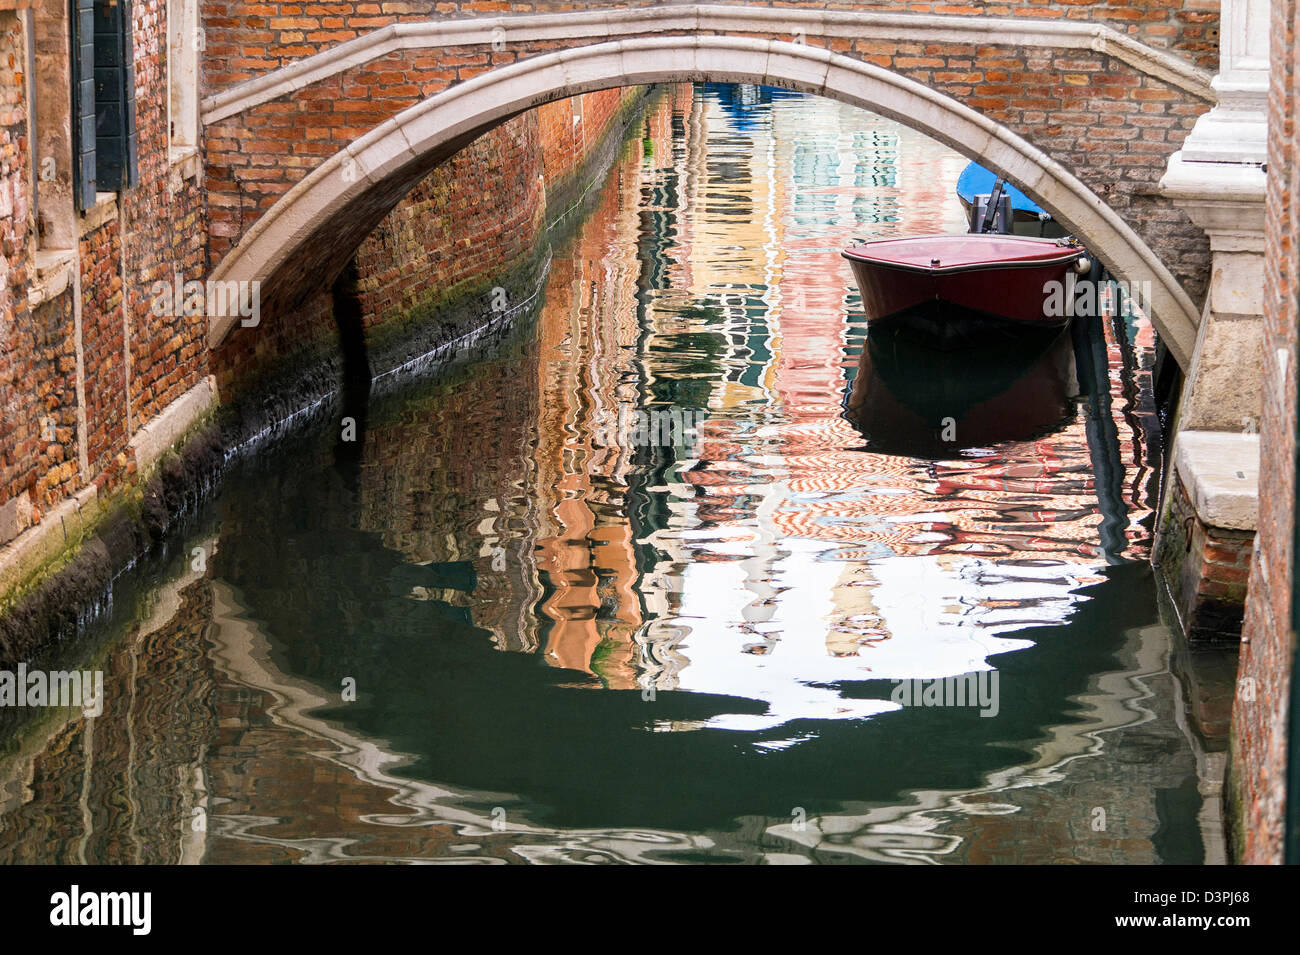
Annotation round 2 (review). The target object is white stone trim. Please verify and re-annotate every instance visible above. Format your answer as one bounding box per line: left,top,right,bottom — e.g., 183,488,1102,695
1161,151,1266,251
206,35,1202,365
27,248,75,308
78,192,118,237
128,375,218,474
0,485,98,605
200,4,1215,125
1173,431,1260,531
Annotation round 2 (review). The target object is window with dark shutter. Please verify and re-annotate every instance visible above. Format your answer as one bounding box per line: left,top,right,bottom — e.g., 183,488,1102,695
71,0,138,209
70,0,97,211
93,0,137,192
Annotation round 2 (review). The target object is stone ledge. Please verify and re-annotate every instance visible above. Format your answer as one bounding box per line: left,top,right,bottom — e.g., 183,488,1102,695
0,493,33,546
169,146,201,193
128,376,219,475
1173,430,1260,531
0,485,97,609
78,192,118,236
1160,152,1267,208
1160,151,1267,256
27,248,76,308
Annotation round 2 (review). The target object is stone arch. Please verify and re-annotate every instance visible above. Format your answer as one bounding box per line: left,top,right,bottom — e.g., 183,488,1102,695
207,35,1201,366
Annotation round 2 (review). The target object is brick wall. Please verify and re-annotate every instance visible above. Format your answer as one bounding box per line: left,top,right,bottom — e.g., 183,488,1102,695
0,15,40,534
349,88,635,335
125,0,209,430
22,297,79,518
352,110,544,331
537,88,629,196
200,0,1220,89
78,216,128,482
1,3,210,548
1232,0,1298,866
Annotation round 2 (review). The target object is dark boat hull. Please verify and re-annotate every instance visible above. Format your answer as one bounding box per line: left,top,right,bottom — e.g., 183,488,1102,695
842,235,1086,330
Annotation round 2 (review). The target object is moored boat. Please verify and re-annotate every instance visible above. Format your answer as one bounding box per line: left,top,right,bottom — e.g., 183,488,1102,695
841,233,1090,336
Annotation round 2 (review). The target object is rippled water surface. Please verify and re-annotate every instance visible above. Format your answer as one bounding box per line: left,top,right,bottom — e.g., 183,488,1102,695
0,84,1215,864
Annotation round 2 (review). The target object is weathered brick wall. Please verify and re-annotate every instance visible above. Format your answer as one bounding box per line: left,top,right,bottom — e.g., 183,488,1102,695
200,0,1220,89
537,87,629,196
352,110,544,330
78,217,129,483
0,6,100,522
1232,0,1298,867
126,0,210,429
0,14,41,534
0,5,188,590
1,2,210,549
348,88,633,334
22,297,79,518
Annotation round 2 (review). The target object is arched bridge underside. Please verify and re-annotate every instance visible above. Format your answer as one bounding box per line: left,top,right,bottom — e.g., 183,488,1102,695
204,5,1217,366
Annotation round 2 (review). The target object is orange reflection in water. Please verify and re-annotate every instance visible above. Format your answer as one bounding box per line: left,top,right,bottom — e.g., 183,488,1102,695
524,83,1157,691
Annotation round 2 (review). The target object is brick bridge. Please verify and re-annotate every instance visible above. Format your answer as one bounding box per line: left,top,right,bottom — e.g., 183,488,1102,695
202,1,1221,366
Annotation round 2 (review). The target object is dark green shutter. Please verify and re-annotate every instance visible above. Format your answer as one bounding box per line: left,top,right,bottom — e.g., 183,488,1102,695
70,0,97,210
92,0,137,192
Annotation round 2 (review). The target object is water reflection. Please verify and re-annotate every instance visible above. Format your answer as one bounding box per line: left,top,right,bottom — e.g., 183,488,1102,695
0,84,1212,864
847,323,1075,456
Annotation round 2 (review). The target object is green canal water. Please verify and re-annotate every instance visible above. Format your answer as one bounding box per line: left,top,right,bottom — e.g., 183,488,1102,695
0,84,1222,864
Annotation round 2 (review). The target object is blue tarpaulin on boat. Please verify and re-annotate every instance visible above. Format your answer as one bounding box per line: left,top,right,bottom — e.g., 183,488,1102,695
956,162,1046,216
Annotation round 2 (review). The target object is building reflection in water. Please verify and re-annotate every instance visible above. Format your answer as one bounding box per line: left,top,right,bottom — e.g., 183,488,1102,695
0,84,1212,864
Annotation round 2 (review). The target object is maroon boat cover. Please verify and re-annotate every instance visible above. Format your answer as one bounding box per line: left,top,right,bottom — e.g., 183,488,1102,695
843,234,1080,268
